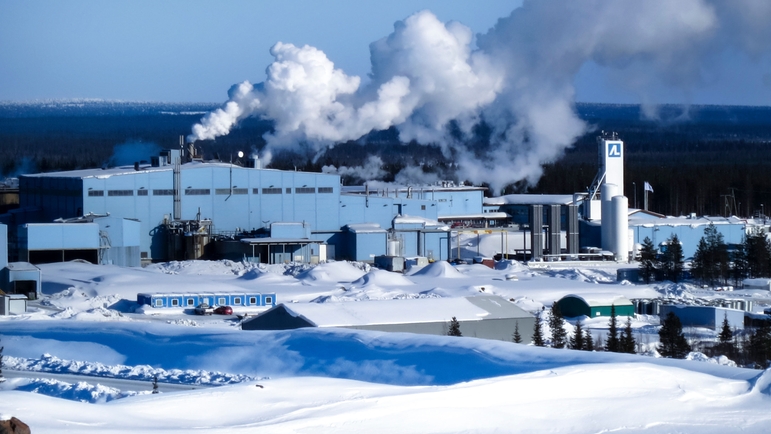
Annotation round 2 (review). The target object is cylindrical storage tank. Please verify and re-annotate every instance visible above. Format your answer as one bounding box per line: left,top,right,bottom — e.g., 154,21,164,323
387,239,400,257
601,183,620,251
747,300,753,312
612,195,629,261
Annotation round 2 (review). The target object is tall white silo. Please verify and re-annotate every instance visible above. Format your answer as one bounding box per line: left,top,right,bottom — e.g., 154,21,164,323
601,183,620,251
611,195,629,262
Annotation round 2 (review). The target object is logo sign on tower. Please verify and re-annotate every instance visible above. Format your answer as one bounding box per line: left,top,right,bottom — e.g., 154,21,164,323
607,142,622,158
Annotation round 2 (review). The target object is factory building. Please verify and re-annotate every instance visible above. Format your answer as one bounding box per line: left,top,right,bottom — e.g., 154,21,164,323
3,147,484,265
0,133,758,268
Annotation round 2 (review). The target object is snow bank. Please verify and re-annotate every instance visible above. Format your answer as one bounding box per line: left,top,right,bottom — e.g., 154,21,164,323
408,261,466,278
350,269,415,288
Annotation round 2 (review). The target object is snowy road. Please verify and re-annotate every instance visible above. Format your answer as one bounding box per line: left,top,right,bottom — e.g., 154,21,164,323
3,370,213,392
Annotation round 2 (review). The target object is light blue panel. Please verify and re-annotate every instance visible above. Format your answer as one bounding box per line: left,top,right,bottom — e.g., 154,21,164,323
25,223,99,249
398,231,419,257
0,223,7,268
423,232,451,261
633,222,747,259
433,189,485,216
271,222,310,238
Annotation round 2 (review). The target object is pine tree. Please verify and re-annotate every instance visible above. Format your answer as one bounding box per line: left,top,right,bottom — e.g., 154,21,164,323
658,312,691,358
570,319,585,350
715,313,736,359
512,321,522,344
532,313,545,347
152,375,159,394
0,337,4,382
605,304,620,352
549,303,567,348
620,317,637,354
749,321,771,368
448,317,462,337
662,234,685,283
638,236,658,284
584,329,594,351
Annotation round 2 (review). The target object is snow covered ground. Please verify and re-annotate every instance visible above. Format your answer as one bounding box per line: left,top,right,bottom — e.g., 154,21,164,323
2,258,771,432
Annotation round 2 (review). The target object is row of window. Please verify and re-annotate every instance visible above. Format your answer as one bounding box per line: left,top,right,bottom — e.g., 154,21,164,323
157,295,273,307
87,187,334,197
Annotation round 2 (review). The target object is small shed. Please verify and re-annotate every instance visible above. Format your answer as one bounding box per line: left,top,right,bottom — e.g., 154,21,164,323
241,295,536,342
557,293,635,318
659,305,744,331
0,293,27,315
345,223,387,262
743,278,771,291
0,262,41,300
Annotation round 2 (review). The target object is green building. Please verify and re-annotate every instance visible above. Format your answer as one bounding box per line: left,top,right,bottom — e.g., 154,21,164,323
557,293,634,318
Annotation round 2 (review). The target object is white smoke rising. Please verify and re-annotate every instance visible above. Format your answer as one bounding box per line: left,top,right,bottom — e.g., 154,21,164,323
321,155,387,181
190,0,771,193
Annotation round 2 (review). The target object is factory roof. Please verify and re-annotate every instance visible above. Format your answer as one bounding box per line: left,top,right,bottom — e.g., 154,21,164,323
629,215,747,227
484,194,575,206
21,161,340,180
345,223,386,234
253,295,532,327
240,237,325,245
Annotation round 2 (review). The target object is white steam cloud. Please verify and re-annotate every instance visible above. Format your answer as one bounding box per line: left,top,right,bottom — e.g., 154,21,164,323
190,0,771,193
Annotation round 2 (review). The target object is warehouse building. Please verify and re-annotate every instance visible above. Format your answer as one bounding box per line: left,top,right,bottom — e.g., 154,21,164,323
241,295,536,342
556,293,635,318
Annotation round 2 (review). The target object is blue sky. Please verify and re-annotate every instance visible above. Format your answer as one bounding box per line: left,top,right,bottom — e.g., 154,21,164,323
1,0,770,105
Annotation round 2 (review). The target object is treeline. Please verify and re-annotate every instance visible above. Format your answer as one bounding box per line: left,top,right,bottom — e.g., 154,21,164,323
3,103,771,218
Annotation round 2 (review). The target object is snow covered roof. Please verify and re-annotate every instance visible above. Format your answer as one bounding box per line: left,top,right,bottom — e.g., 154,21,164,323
484,194,575,206
562,293,632,307
629,215,747,227
240,237,324,245
259,295,532,327
346,223,386,233
393,215,449,230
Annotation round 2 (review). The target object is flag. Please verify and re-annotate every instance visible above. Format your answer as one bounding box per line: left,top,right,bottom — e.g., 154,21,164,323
644,182,654,193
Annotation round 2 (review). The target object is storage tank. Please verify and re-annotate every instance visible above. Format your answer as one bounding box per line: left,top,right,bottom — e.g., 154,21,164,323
387,239,401,257
601,183,620,251
611,195,628,262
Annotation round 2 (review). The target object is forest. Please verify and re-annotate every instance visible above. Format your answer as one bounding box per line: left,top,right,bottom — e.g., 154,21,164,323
1,101,771,218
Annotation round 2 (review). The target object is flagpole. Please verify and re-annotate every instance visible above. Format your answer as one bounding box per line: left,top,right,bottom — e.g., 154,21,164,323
644,189,648,211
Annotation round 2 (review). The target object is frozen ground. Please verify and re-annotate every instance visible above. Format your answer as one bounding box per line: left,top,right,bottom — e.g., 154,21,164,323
2,258,771,432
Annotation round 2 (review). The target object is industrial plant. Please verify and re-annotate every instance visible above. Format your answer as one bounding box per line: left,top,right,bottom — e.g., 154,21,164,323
0,132,761,299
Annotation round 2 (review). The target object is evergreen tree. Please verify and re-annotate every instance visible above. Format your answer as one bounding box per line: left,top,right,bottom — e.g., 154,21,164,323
662,234,685,283
638,236,658,284
620,317,637,354
605,304,620,352
748,321,771,368
584,329,594,351
0,337,4,382
715,313,737,359
532,313,545,347
691,224,730,286
448,317,462,337
512,321,522,344
658,312,691,358
570,319,585,350
152,375,159,394
549,303,568,348
744,229,771,278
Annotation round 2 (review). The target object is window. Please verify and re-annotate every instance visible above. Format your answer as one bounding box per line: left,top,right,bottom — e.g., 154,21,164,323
234,297,241,305
153,189,174,196
286,188,292,194
249,297,257,305
252,188,260,194
141,252,148,259
421,205,426,210
171,299,179,306
155,299,163,307
218,297,226,305
187,298,194,306
232,188,247,195
215,188,231,195
185,189,211,195
296,187,315,194
137,189,148,196
262,188,282,194
88,190,104,197
264,296,273,304
318,187,333,193
108,190,134,196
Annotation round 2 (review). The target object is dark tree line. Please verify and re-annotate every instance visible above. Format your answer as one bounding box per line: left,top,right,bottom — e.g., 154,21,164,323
690,223,771,287
637,234,685,283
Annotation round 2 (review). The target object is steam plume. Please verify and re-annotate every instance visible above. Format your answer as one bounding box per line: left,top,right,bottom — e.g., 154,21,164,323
190,0,771,193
